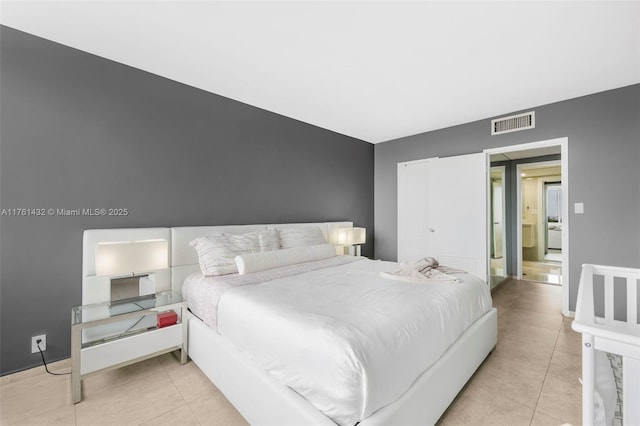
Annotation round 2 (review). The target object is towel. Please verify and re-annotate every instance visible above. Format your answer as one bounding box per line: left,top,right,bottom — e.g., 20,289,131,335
381,257,466,283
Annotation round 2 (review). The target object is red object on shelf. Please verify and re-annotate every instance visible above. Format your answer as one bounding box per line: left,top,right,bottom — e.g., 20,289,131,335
156,310,178,328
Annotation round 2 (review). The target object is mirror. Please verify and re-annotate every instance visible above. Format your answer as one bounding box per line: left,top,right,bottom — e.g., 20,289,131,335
490,166,507,289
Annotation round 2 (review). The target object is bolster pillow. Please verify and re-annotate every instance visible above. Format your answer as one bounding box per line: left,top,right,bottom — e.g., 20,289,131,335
235,243,336,274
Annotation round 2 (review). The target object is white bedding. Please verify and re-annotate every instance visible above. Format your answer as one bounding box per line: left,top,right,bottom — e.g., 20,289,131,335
182,255,360,328
184,257,492,426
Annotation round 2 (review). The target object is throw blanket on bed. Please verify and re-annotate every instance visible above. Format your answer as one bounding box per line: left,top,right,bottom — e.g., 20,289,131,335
381,256,466,283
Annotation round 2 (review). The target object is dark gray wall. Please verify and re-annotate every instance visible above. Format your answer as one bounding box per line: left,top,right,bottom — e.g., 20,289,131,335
0,26,374,374
375,84,640,312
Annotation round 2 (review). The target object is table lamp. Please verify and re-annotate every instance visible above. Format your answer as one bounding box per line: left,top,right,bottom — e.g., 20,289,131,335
96,239,168,300
337,227,366,256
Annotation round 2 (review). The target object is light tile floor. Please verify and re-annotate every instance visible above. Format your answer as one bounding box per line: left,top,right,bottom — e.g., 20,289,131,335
522,261,563,285
1,279,581,426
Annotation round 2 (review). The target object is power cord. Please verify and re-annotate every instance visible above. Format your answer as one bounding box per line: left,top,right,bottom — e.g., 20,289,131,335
36,340,70,376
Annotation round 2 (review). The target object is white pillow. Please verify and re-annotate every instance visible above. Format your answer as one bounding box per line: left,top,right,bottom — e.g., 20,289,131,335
235,244,336,274
190,229,279,276
257,228,280,252
276,226,326,249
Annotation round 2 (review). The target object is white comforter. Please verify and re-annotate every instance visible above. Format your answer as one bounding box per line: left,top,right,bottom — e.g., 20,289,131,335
207,258,492,425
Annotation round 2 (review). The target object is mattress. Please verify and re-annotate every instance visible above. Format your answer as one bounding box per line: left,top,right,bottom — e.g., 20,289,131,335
183,258,492,426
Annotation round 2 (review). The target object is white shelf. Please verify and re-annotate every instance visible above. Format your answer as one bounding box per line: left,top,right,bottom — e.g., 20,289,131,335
81,323,183,375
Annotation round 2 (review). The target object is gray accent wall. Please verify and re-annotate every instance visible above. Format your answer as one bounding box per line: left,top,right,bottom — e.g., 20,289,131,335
0,26,373,374
375,84,640,312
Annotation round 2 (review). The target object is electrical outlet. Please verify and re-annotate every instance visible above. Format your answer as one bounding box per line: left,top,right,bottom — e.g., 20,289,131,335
31,334,46,353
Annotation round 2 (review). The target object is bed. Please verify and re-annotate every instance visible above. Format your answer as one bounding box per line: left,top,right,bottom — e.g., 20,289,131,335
171,222,497,425
82,222,497,425
572,264,640,426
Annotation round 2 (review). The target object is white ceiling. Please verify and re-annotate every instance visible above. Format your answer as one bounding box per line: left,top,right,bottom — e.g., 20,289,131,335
2,1,639,143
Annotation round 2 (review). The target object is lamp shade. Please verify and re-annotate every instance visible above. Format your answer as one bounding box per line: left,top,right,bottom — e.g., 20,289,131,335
337,227,366,245
95,239,168,276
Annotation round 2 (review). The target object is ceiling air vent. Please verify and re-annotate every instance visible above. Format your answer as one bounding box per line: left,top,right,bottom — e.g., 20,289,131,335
491,111,535,135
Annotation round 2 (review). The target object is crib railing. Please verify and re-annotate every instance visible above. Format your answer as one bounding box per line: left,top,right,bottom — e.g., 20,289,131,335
572,264,640,426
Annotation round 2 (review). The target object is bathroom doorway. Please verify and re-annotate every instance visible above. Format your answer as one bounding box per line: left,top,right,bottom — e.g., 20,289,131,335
485,137,570,316
518,162,562,285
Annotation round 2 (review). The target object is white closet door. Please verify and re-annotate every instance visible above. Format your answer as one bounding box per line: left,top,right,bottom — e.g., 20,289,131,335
397,153,487,281
428,153,487,281
397,159,434,262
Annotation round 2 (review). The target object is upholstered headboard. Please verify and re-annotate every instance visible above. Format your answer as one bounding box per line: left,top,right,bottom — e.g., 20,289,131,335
82,222,352,305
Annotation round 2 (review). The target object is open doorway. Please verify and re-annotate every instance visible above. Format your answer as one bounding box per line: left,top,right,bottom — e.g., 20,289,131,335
518,161,562,285
485,137,569,316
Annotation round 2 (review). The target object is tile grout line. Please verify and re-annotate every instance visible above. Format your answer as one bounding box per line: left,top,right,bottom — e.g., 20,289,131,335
188,398,205,426
144,356,198,425
162,357,190,404
529,315,564,426
158,355,209,425
167,365,207,426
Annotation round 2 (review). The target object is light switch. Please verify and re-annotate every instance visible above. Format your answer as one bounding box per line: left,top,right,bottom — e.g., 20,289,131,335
574,203,584,214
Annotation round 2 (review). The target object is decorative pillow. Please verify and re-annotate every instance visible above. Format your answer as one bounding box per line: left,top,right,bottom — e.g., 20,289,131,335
190,229,278,276
257,228,280,252
235,244,336,274
275,226,327,249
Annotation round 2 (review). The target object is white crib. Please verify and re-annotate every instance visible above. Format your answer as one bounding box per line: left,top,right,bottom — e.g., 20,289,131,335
572,264,640,426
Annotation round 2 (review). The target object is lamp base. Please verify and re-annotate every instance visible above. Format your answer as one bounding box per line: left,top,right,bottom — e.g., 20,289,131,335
347,245,362,256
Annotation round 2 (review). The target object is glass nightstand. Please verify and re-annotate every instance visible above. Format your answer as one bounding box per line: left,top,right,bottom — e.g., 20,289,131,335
71,291,188,403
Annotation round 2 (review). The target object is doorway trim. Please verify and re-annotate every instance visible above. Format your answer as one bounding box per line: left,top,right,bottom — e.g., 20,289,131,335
484,137,570,316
